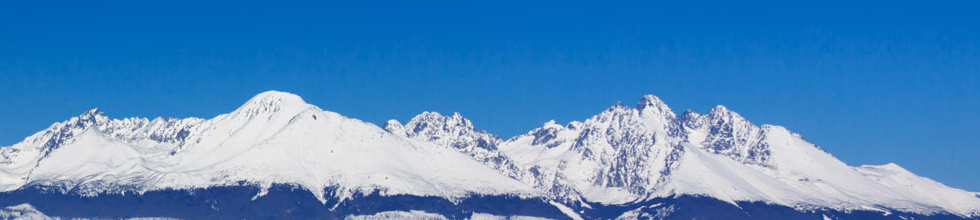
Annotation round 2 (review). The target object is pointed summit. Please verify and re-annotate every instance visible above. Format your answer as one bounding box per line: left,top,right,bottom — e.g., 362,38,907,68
75,108,109,126
703,105,753,133
232,91,313,118
708,105,730,114
81,108,105,117
636,94,666,108
602,101,631,114
679,109,703,128
636,94,674,116
705,105,747,123
451,112,465,119
450,112,471,127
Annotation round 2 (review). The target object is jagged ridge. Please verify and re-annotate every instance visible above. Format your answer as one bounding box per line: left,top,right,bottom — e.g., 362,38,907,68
2,91,979,219
391,95,980,218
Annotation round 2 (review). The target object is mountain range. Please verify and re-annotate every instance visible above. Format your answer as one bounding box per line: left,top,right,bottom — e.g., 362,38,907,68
1,91,977,219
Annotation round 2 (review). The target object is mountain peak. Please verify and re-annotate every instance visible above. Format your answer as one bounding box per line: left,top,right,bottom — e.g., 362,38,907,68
451,112,464,119
864,162,912,174
4,93,980,219
706,104,744,120
636,94,674,116
81,108,104,117
541,119,564,130
76,108,109,125
702,105,754,132
604,101,631,112
407,111,474,131
233,91,312,117
383,119,405,134
417,111,443,118
247,91,307,105
680,109,699,117
637,94,666,107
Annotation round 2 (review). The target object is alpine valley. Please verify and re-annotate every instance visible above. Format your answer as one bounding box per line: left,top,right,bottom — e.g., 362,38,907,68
1,91,977,220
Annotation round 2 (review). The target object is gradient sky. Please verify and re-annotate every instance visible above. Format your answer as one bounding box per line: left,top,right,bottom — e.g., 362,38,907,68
1,1,978,191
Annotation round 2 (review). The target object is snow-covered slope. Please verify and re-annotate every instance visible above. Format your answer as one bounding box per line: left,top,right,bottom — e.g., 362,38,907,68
496,96,687,205
0,204,55,220
2,91,978,219
670,107,980,216
484,95,980,217
0,91,535,203
383,112,529,181
391,94,980,217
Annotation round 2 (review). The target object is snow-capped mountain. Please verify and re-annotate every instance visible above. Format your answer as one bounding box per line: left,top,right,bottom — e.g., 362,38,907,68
393,94,980,218
496,96,687,205
0,91,535,202
383,112,529,182
1,91,978,219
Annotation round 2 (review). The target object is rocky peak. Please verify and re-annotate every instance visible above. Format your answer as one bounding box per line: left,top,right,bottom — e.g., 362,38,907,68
529,120,566,146
81,108,105,117
76,108,109,127
696,105,771,167
393,111,525,180
636,95,674,117
405,112,474,132
705,105,747,123
382,119,405,134
598,101,635,118
679,110,703,127
397,111,498,149
22,108,113,157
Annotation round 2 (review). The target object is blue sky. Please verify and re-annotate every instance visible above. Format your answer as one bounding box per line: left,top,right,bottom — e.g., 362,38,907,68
1,1,978,191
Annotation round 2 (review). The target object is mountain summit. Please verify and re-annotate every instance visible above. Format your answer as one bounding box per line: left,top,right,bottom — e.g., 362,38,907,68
1,91,977,219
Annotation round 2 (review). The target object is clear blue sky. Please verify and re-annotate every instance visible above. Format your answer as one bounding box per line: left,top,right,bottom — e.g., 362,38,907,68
1,1,978,191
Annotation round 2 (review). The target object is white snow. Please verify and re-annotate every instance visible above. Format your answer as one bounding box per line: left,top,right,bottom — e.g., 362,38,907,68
614,204,674,220
549,200,584,220
662,116,980,217
2,91,979,218
469,213,554,220
1,91,537,203
496,95,980,217
0,204,55,220
344,211,556,220
498,100,679,205
344,210,447,220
